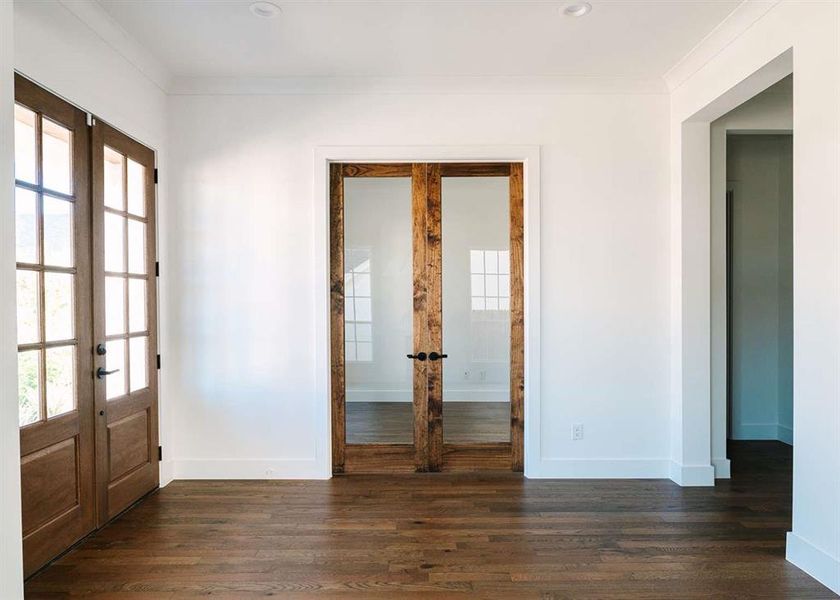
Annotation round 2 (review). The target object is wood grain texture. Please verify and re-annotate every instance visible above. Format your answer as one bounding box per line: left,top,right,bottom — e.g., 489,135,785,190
425,163,443,471
91,120,159,523
24,443,836,599
329,163,346,473
439,163,511,177
16,73,96,578
411,163,430,472
509,163,525,471
342,163,413,177
332,162,525,473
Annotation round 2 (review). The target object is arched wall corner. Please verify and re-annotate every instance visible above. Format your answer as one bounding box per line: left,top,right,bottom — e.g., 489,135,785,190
312,146,541,478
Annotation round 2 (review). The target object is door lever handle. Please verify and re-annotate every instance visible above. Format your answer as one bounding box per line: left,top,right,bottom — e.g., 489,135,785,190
428,352,448,361
406,352,428,361
96,367,120,379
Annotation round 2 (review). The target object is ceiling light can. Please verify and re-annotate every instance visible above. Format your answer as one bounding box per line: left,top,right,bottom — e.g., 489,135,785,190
250,1,281,19
562,2,592,17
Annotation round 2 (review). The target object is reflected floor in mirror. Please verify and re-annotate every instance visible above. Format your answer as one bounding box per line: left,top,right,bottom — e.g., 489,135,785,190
346,401,510,444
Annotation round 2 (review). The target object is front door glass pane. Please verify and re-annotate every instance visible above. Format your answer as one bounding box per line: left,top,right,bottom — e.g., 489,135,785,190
344,177,413,444
441,177,511,443
46,345,75,418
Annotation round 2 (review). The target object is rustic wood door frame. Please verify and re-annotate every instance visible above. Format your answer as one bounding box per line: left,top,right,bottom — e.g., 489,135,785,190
330,162,524,474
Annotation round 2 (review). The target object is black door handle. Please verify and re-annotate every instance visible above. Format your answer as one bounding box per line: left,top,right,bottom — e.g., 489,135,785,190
428,352,448,361
406,352,428,361
96,367,120,379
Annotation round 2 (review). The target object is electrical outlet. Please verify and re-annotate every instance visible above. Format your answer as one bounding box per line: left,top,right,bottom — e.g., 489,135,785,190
572,423,584,441
479,370,487,381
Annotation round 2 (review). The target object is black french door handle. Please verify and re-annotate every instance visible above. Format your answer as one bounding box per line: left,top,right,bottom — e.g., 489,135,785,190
96,367,120,379
428,352,448,361
406,352,428,361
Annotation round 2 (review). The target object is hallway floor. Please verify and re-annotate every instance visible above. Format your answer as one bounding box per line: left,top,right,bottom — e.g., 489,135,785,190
24,442,836,599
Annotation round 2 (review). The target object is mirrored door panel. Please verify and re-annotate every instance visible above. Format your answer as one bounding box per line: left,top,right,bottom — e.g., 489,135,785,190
343,177,414,445
441,177,511,444
330,163,523,473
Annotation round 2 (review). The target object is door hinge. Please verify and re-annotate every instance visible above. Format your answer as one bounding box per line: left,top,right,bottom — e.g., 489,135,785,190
154,168,159,184
155,261,160,277
156,354,161,370
158,446,162,461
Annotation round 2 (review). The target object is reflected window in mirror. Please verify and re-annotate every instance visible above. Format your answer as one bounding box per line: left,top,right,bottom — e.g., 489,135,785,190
345,248,373,362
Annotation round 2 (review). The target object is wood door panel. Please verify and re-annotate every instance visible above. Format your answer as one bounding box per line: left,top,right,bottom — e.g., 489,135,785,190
509,163,525,472
107,463,155,518
92,120,159,526
21,438,79,536
20,411,79,456
15,74,96,578
108,411,150,482
331,162,525,473
411,163,430,472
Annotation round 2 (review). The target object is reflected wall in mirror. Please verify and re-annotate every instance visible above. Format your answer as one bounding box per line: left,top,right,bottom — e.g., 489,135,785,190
442,177,511,443
343,177,414,445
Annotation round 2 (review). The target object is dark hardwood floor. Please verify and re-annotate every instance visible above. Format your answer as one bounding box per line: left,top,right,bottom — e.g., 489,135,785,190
347,401,510,444
25,442,836,599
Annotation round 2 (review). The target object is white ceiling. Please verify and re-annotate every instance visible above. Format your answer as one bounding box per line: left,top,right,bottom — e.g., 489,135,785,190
96,0,742,81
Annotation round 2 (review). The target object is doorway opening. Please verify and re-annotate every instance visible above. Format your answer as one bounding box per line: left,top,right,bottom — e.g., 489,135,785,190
716,76,793,474
330,163,524,473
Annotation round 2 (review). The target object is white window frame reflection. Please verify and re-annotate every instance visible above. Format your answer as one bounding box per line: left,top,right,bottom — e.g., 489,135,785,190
470,249,510,363
470,249,510,312
345,248,373,362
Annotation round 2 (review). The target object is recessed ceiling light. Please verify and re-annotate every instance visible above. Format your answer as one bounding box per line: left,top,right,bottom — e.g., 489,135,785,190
249,1,281,19
562,2,592,17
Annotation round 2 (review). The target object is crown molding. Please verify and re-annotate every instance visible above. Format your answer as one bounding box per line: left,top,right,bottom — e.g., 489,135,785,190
168,74,668,96
58,0,172,92
663,1,780,93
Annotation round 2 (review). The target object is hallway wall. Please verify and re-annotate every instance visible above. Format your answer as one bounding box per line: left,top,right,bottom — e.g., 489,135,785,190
727,134,793,443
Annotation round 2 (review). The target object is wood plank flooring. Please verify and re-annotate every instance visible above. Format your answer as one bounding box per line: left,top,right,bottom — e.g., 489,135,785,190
24,442,837,599
346,401,510,444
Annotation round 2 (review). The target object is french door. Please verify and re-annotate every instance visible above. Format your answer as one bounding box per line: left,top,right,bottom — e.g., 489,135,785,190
330,162,524,473
14,75,159,577
15,75,95,577
91,121,159,522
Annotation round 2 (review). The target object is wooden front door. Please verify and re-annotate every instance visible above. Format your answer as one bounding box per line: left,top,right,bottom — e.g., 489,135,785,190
330,162,524,473
14,75,95,577
91,121,159,522
14,75,160,576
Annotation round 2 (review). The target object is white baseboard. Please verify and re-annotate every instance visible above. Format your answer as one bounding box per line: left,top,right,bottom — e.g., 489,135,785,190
712,457,731,479
786,532,840,595
669,461,715,486
159,460,175,487
346,389,508,402
172,459,329,480
527,458,670,479
777,424,793,445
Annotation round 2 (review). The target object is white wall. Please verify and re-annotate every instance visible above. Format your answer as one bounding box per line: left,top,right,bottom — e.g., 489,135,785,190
1,2,25,598
167,90,671,479
727,134,793,442
13,0,171,484
709,80,793,472
669,1,840,592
